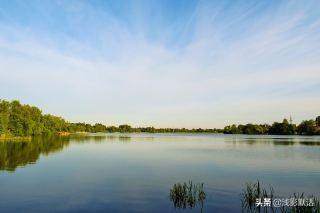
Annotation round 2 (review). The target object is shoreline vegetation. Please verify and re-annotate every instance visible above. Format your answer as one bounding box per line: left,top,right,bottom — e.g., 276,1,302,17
1,99,320,139
168,181,320,212
241,181,320,213
0,134,31,141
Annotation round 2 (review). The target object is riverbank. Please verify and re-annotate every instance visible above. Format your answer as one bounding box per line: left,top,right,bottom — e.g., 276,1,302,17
0,134,32,141
0,132,74,141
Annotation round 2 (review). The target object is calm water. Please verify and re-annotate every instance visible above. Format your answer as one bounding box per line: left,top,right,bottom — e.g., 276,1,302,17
0,134,320,212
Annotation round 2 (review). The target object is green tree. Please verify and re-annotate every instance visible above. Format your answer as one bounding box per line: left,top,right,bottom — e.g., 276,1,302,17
297,120,317,135
119,124,132,133
224,124,242,134
93,123,107,133
269,119,296,135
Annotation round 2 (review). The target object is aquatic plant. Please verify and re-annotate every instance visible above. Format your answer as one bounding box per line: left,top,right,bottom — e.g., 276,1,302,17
169,181,206,212
241,181,320,213
283,193,320,213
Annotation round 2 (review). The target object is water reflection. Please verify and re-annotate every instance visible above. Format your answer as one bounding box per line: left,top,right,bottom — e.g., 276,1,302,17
169,181,206,212
105,135,132,142
0,136,70,171
241,181,320,213
0,134,119,171
1,134,319,172
68,134,108,143
70,134,131,142
299,141,320,146
226,136,320,147
0,134,320,212
169,180,320,213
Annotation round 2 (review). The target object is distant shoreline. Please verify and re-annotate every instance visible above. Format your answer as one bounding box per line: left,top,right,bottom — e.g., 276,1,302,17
1,99,320,138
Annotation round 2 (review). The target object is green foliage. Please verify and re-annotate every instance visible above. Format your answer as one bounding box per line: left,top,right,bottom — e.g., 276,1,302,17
169,181,206,210
241,181,320,213
118,124,132,133
0,113,9,135
224,124,270,134
297,120,317,135
106,126,118,133
224,124,242,134
0,100,69,136
0,99,223,136
0,99,116,136
1,99,319,136
93,123,107,132
269,119,296,135
223,118,320,135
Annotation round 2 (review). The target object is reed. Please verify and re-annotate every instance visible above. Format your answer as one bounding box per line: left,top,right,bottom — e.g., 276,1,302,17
169,181,206,212
241,181,319,213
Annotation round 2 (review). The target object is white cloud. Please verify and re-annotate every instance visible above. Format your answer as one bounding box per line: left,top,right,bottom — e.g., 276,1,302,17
0,1,319,127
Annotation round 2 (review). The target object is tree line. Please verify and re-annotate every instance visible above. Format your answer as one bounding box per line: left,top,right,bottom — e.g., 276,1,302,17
0,100,108,137
223,118,320,135
0,99,319,137
0,100,221,137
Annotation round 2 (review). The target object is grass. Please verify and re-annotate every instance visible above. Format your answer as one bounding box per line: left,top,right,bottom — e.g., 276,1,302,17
241,181,320,213
169,181,206,212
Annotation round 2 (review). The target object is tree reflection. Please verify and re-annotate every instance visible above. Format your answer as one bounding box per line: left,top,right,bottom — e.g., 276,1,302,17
169,181,206,212
0,135,110,171
0,136,70,171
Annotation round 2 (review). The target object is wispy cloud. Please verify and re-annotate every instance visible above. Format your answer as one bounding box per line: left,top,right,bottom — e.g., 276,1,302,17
0,0,319,127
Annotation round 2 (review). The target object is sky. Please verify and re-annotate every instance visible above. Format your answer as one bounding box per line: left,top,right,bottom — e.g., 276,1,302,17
0,0,320,128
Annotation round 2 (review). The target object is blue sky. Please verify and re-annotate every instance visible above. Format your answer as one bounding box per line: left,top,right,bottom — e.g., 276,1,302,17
0,0,319,128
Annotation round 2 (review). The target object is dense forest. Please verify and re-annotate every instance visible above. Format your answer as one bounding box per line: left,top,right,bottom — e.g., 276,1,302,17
0,100,221,137
0,99,319,137
223,119,320,135
0,100,110,137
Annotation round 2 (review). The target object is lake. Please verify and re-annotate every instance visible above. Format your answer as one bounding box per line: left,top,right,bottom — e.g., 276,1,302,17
0,134,319,212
